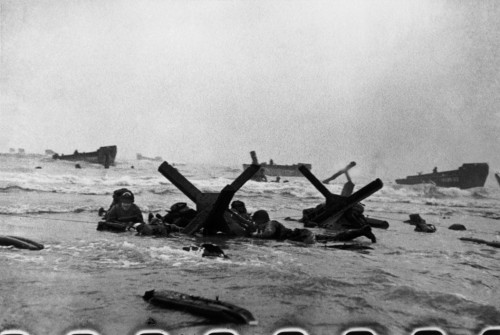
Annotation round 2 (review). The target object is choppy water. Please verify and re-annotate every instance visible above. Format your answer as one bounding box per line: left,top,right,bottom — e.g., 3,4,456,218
0,155,499,335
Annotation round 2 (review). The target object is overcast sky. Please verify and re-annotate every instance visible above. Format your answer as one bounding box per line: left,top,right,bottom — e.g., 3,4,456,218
1,0,499,179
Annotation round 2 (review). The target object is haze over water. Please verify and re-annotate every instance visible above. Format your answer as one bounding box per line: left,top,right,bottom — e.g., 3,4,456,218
1,0,500,180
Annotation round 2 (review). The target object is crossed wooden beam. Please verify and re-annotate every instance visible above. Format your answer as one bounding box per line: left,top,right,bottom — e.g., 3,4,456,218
158,162,260,235
298,164,383,226
322,161,356,196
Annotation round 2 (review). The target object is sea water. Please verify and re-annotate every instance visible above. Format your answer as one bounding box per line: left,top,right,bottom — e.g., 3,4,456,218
0,155,499,335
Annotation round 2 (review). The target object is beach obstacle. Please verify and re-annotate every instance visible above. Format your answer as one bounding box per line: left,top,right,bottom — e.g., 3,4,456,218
158,161,260,236
298,164,383,229
247,151,267,182
322,161,357,196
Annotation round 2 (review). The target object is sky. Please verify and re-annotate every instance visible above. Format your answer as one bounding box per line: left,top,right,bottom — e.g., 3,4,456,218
1,0,500,180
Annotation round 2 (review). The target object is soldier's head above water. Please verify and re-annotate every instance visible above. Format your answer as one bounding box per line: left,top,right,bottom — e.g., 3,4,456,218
252,210,270,224
169,202,191,213
231,200,248,214
120,192,134,209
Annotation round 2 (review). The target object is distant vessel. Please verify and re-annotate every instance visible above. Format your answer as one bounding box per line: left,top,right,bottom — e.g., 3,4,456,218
52,146,117,168
0,148,36,157
136,153,163,161
395,163,489,189
242,151,311,177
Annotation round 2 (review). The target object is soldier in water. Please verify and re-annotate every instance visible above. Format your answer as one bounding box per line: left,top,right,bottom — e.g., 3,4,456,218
105,192,144,229
251,210,376,244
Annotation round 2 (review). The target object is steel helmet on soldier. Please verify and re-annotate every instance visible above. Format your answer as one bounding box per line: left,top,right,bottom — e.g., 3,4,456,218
231,200,245,209
170,202,189,213
252,210,270,223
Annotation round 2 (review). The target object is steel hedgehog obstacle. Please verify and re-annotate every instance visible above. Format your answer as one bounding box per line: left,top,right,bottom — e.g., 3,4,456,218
158,161,260,236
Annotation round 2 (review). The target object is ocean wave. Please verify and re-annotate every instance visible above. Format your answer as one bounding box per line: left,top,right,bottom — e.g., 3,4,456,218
149,188,177,195
0,185,38,193
2,157,500,224
384,286,500,324
53,240,152,270
385,184,500,200
0,184,111,195
295,277,357,294
471,189,490,199
0,206,99,215
365,268,400,284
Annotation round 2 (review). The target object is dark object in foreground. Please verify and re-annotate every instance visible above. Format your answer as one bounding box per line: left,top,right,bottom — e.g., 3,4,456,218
448,224,466,231
365,217,389,229
326,243,374,251
143,289,257,325
404,214,437,233
315,225,377,243
52,145,117,168
0,235,44,250
96,221,128,233
404,214,425,224
460,237,500,248
395,163,489,189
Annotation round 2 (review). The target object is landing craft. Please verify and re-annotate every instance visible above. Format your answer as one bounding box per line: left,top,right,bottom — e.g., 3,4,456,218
52,145,117,168
136,153,163,161
395,163,489,189
242,151,311,179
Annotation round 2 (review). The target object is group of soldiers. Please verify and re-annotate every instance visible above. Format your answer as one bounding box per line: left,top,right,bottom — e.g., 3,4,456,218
97,187,378,245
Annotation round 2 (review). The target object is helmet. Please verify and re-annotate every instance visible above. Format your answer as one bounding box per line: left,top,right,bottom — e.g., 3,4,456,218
114,188,134,202
231,200,245,209
170,202,188,212
252,210,270,223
